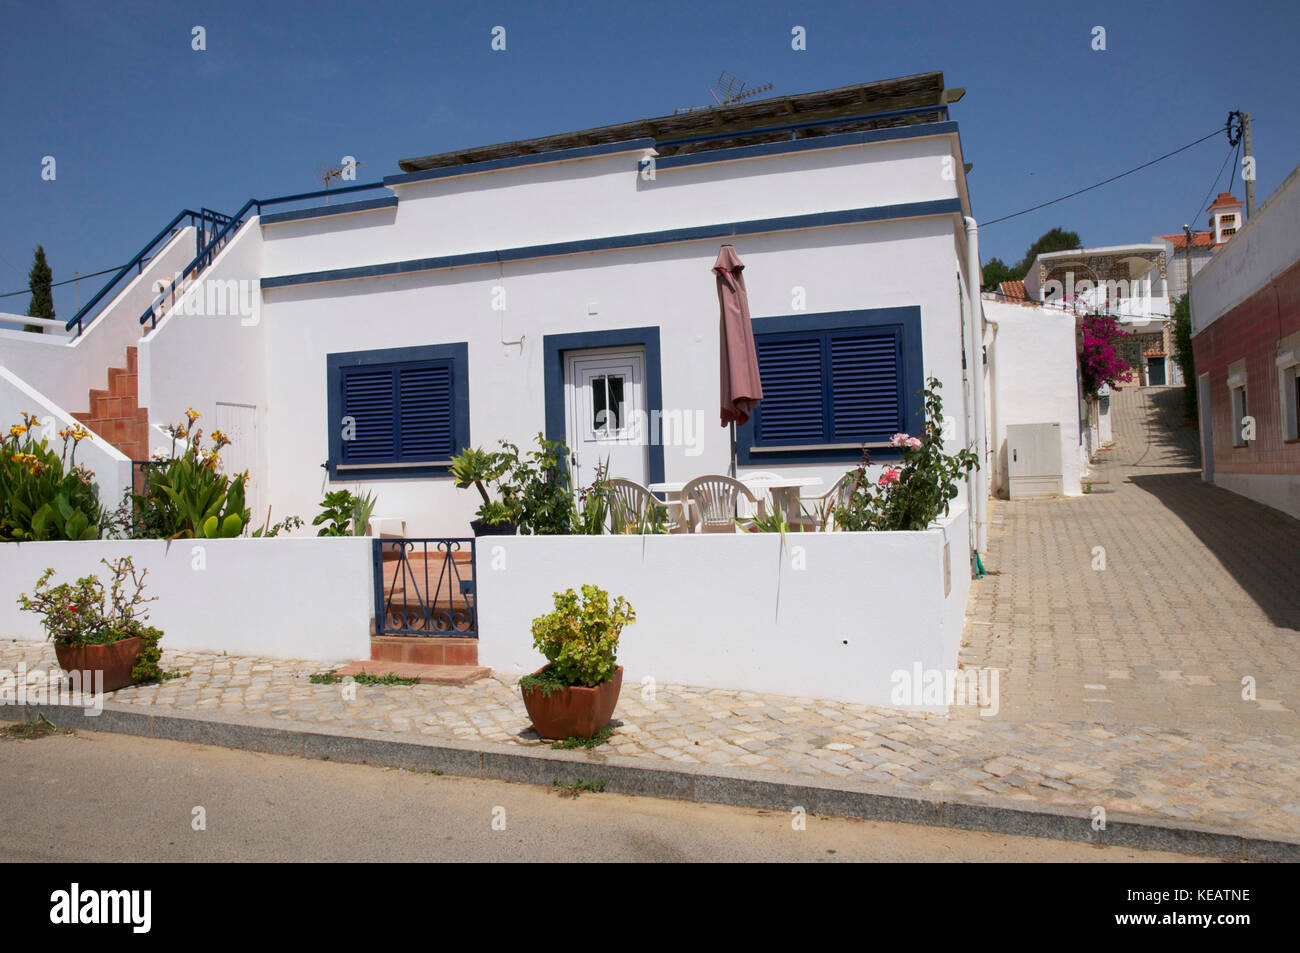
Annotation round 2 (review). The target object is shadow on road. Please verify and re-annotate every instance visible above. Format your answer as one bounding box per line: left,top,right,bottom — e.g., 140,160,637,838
1123,387,1201,470
1129,470,1300,631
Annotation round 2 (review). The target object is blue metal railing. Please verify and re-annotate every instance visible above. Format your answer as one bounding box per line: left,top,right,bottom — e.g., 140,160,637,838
373,538,477,637
136,181,389,330
64,208,230,337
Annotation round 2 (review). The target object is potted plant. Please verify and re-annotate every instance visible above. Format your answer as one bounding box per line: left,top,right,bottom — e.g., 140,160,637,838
450,446,518,536
16,557,165,692
519,584,634,740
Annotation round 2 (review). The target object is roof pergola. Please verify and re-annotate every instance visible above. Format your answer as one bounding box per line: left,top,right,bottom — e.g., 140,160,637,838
398,71,962,173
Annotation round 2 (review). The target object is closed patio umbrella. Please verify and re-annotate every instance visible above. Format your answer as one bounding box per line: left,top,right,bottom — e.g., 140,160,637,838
715,244,763,476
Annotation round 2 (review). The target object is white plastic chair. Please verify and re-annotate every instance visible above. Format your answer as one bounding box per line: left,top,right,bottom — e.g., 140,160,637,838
794,472,859,531
605,478,691,533
682,475,757,534
735,470,783,520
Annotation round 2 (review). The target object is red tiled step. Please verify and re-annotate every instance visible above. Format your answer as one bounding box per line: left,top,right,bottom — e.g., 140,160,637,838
332,660,491,685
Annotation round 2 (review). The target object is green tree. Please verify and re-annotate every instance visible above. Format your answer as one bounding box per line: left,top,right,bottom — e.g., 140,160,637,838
981,256,1017,293
982,227,1083,292
24,245,54,334
1171,294,1196,417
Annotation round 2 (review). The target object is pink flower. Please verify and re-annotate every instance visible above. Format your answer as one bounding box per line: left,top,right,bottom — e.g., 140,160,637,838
906,437,922,449
889,433,910,447
878,468,901,486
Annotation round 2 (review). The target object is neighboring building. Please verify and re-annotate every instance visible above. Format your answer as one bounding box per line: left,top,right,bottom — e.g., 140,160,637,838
1190,167,1300,519
1022,243,1177,387
0,71,991,540
980,295,1085,497
1152,192,1244,301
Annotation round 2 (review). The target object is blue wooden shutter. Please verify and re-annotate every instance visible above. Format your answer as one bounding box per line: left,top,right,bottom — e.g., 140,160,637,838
397,363,453,460
755,336,825,443
340,366,396,463
829,330,902,440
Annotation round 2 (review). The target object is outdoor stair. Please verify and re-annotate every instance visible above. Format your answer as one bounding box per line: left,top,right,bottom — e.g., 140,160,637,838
333,635,490,685
72,345,150,477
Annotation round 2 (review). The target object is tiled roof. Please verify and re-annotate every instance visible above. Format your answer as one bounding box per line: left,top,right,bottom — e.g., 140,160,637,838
1207,192,1242,210
1159,231,1214,249
997,279,1028,301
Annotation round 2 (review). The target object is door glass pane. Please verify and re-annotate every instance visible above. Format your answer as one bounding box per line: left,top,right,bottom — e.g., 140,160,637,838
591,376,608,432
606,376,624,431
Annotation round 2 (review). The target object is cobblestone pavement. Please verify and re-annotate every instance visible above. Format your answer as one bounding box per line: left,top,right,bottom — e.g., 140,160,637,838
4,386,1298,839
3,638,1299,837
961,385,1300,735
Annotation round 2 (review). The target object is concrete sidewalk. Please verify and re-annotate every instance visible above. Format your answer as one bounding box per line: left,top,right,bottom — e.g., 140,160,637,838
2,639,1297,860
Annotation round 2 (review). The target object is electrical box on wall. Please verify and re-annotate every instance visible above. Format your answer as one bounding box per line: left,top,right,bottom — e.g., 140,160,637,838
1007,422,1063,498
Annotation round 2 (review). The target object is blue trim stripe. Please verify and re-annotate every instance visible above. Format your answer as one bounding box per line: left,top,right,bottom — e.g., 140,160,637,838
385,138,657,186
655,122,959,171
260,195,397,226
261,198,963,291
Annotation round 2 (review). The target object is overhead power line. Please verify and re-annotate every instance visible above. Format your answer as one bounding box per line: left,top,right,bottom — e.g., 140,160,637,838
0,259,151,301
983,126,1228,227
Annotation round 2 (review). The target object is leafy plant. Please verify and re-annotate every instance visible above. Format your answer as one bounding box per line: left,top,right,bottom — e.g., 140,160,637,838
251,508,304,538
550,726,615,749
1,415,106,541
529,584,634,688
16,557,167,683
833,378,979,532
450,446,516,526
312,489,376,536
129,409,250,539
1079,312,1134,399
494,434,576,535
309,669,418,686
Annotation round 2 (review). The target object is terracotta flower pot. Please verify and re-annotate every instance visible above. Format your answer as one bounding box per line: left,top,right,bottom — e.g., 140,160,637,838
53,637,142,693
521,666,623,741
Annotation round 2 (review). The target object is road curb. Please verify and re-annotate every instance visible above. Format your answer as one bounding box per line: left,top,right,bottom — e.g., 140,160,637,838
6,702,1297,861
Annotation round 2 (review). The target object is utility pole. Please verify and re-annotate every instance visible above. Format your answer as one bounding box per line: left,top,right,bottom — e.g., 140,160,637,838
1183,225,1194,301
1242,113,1256,218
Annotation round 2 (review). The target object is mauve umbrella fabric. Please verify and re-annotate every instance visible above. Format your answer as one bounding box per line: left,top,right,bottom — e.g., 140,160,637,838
715,244,763,426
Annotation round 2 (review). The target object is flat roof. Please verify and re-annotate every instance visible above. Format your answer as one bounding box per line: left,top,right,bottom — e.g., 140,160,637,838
397,71,960,173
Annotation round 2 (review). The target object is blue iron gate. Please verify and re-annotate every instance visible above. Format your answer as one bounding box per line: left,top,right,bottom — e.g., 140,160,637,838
372,538,477,637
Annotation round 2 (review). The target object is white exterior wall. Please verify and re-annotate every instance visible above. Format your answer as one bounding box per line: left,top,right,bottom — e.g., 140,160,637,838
475,509,970,710
0,539,371,662
261,216,968,536
260,135,962,278
983,300,1084,496
138,222,269,519
1191,164,1300,335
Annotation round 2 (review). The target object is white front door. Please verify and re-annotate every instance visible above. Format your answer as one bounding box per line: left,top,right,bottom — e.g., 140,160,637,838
564,348,649,488
215,402,260,526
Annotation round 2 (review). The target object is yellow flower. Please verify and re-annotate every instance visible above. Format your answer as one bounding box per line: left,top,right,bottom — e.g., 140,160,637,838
211,429,231,451
8,425,26,438
70,425,90,442
185,407,201,424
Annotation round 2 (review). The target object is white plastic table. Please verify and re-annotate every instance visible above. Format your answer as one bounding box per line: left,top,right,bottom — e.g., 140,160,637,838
649,475,824,524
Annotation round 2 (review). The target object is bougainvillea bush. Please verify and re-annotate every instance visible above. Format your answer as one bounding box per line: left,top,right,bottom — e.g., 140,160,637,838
1079,312,1133,398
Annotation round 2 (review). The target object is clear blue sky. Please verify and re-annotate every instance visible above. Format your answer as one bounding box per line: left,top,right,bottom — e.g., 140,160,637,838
1,0,1297,319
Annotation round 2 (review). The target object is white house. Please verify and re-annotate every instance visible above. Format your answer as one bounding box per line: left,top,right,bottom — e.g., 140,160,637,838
0,72,998,707
2,71,986,541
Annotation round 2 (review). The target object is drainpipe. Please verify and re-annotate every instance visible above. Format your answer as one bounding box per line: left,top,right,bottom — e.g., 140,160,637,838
963,216,989,555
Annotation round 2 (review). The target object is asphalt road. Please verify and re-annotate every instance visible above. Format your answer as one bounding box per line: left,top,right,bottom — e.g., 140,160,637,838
0,730,1212,863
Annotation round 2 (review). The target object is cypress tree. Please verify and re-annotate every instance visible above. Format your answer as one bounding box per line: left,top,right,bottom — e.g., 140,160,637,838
25,245,54,334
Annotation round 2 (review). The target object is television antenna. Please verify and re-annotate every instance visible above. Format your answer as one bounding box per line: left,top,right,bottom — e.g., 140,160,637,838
673,72,773,115
314,160,364,203
709,71,772,106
